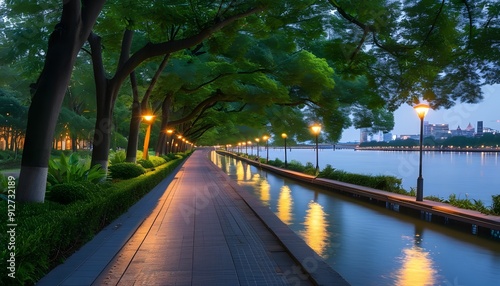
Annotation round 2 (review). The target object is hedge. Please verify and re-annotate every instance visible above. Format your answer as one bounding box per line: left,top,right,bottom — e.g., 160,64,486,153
0,153,189,285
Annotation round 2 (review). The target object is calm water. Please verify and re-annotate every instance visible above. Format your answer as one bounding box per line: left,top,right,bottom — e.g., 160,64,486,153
240,147,499,206
211,152,500,286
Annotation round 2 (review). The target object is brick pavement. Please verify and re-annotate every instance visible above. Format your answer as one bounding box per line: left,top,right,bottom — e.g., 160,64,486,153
38,149,348,286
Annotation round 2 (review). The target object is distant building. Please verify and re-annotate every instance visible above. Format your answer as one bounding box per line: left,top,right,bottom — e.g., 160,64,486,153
383,132,393,142
399,134,419,140
427,123,450,139
476,121,484,137
451,124,475,137
360,128,369,143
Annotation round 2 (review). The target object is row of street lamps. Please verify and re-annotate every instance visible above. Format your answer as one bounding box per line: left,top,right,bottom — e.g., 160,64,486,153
227,103,430,203
141,114,194,160
229,123,323,171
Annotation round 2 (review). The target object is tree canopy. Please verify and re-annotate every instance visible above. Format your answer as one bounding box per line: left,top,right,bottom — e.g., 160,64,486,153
1,0,499,201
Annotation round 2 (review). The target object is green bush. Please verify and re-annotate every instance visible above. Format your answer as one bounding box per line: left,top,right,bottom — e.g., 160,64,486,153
108,162,146,179
492,195,500,215
149,155,167,167
109,150,126,165
137,159,154,168
47,153,106,186
267,158,284,168
46,182,103,204
317,164,406,194
287,160,306,172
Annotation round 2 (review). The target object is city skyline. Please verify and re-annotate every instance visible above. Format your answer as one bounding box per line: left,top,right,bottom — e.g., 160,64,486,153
340,84,500,142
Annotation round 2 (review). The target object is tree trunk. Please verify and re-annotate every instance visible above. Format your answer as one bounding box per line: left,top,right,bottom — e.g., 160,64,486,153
155,95,173,155
125,103,142,162
71,134,78,152
125,72,141,163
17,0,105,202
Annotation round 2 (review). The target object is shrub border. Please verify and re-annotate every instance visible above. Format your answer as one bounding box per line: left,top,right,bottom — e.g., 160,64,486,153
0,154,189,285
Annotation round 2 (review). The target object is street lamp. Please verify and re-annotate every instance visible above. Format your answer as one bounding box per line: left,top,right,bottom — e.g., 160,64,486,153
281,133,288,168
414,103,430,201
166,129,174,154
247,141,252,156
142,114,155,160
255,138,260,161
263,135,269,163
311,124,321,173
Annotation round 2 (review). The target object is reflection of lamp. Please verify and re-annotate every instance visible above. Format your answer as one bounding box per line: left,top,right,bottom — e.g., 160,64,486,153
302,201,329,257
142,114,155,160
311,124,321,173
414,103,430,201
394,228,436,286
277,185,293,224
282,133,288,168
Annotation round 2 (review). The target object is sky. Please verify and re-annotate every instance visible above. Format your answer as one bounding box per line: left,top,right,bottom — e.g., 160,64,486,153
340,84,500,142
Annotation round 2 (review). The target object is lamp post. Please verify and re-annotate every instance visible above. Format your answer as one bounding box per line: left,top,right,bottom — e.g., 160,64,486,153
263,135,269,163
247,141,252,156
311,124,321,173
165,129,174,154
281,133,288,168
243,142,247,155
414,103,430,201
255,138,260,161
142,114,155,160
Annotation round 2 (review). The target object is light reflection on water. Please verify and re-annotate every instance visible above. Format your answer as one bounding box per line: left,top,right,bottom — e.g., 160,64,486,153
301,200,330,258
211,152,500,286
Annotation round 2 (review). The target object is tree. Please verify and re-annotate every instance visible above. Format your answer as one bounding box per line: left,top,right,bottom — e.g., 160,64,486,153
87,1,265,172
14,1,105,202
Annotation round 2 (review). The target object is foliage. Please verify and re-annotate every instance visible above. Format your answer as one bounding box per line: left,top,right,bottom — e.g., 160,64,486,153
317,164,406,194
109,150,126,165
0,150,21,169
137,159,154,169
108,162,146,180
148,155,167,167
492,195,500,215
0,155,187,285
286,160,306,173
47,153,106,186
0,174,8,196
45,182,103,205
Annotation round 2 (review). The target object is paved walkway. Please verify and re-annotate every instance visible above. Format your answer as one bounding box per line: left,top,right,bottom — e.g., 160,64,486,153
37,149,348,286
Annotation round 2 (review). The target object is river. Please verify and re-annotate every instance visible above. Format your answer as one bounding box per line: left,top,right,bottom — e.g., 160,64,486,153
210,151,500,286
238,147,499,206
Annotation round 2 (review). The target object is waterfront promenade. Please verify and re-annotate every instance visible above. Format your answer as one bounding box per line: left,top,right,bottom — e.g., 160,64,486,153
37,148,348,286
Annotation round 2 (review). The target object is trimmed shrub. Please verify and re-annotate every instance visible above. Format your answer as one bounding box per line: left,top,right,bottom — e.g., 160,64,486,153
137,159,154,168
108,162,145,180
46,182,101,204
149,155,167,167
0,154,190,285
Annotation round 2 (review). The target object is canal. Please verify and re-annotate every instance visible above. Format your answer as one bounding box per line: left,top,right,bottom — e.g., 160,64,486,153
210,152,500,286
